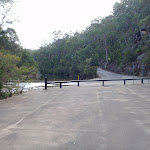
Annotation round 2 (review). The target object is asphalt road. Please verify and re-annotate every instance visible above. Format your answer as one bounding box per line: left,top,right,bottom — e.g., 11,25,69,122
97,67,138,79
0,83,150,150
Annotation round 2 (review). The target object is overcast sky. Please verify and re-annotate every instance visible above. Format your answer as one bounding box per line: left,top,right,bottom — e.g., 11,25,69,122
11,0,119,49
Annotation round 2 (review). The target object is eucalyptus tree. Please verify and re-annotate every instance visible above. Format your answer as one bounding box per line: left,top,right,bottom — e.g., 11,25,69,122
0,0,14,27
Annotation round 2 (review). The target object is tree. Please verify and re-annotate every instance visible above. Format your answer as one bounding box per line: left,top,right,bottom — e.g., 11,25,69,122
33,0,150,79
139,15,150,39
140,0,150,5
0,0,14,27
0,52,20,81
19,51,37,67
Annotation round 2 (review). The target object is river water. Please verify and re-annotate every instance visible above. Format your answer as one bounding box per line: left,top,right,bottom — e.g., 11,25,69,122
21,82,45,91
16,67,149,92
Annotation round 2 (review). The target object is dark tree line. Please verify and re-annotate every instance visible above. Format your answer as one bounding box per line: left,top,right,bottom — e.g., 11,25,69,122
34,0,150,80
0,0,38,99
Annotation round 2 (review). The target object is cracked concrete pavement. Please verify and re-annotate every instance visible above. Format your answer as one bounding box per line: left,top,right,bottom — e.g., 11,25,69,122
0,82,150,149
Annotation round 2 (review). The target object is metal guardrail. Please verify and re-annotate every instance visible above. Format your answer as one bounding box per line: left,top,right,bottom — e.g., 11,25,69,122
44,77,150,89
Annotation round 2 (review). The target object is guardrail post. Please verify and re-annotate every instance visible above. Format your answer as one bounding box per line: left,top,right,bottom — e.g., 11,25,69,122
133,64,135,84
124,80,126,85
78,81,80,86
45,77,47,90
141,79,143,84
102,81,104,86
60,83,62,88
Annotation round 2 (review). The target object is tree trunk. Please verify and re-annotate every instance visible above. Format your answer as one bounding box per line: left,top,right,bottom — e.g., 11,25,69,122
147,28,150,39
124,33,130,50
104,34,108,67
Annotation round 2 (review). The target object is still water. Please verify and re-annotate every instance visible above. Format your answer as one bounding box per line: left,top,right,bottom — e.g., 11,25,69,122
21,82,45,91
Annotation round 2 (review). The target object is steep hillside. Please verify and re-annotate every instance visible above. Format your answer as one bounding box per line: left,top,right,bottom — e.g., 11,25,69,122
34,0,150,79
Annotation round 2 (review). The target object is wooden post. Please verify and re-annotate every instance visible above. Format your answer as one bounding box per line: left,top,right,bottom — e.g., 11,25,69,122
124,80,126,85
78,81,79,86
133,64,135,84
102,81,104,86
141,79,143,84
45,77,47,90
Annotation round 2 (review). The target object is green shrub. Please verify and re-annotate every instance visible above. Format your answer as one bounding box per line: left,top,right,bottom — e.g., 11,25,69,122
143,50,150,68
0,92,8,100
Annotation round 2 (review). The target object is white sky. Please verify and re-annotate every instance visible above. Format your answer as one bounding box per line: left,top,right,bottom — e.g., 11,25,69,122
11,0,119,49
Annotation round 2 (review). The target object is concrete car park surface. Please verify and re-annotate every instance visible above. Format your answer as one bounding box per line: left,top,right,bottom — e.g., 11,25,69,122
0,83,150,150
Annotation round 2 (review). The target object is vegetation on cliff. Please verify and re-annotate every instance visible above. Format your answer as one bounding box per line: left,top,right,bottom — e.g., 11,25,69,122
34,0,150,80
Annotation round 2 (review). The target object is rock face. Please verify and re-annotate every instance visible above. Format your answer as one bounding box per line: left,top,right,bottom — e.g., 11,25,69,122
99,51,149,77
137,53,146,61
